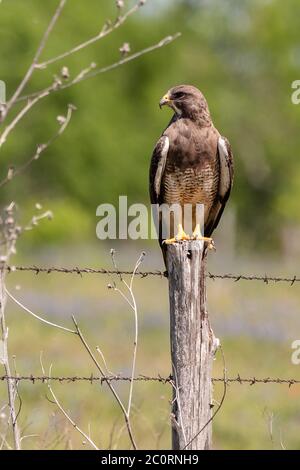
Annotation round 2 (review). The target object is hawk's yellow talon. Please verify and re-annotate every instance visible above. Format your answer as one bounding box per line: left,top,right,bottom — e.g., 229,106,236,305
208,240,216,251
163,238,176,245
192,224,215,250
163,236,190,245
163,224,190,245
192,235,216,250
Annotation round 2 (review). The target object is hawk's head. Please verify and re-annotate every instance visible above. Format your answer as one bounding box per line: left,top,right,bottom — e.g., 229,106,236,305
159,84,211,124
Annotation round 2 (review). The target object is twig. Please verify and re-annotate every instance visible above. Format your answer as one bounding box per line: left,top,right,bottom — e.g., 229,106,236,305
125,253,144,416
36,1,144,69
108,417,120,451
16,34,181,104
11,355,22,425
279,429,286,450
24,210,54,232
0,87,56,148
0,429,12,450
265,409,275,449
109,250,144,418
4,0,67,118
71,315,138,450
5,288,76,334
0,205,25,450
0,104,75,188
112,422,127,450
0,270,21,450
20,434,39,443
44,364,99,450
0,406,11,450
96,346,116,376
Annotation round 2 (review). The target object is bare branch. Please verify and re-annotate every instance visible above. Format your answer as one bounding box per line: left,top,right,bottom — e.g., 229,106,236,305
4,0,67,117
45,364,99,450
36,1,144,69
0,270,21,449
108,251,145,418
24,210,54,232
5,288,76,334
0,104,75,189
0,87,53,148
20,434,39,443
71,315,138,450
16,34,181,104
279,429,286,450
11,355,22,426
126,253,144,417
0,428,13,450
96,346,116,376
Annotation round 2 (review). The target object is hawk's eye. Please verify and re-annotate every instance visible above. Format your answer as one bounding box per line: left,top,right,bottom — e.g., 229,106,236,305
173,91,185,99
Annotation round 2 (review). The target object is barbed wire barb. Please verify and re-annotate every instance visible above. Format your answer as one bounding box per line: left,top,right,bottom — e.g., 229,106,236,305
2,264,300,284
1,374,299,386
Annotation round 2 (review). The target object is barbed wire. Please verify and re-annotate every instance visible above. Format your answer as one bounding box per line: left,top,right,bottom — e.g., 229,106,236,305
5,265,165,278
3,264,300,284
1,374,299,387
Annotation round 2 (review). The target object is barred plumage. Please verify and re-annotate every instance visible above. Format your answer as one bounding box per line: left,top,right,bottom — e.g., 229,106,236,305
149,85,234,260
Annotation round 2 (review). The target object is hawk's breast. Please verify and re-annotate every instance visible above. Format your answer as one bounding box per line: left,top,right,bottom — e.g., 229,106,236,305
161,122,220,222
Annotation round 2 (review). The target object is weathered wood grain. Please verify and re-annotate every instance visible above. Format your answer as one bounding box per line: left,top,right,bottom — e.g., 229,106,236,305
166,240,217,450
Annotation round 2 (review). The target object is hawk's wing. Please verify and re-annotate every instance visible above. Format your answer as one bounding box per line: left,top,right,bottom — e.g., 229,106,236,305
149,134,170,264
149,135,169,204
205,136,234,237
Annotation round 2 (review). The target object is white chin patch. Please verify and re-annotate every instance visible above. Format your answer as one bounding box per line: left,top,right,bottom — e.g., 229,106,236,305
172,102,182,116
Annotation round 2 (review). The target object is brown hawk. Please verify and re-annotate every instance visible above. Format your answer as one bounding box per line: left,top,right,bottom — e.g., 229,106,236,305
149,84,234,258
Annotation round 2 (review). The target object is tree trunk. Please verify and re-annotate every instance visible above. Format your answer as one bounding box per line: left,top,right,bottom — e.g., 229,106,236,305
166,240,217,450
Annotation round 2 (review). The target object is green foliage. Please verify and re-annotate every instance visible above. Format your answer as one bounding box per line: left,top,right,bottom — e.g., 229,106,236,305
1,0,300,249
19,198,94,246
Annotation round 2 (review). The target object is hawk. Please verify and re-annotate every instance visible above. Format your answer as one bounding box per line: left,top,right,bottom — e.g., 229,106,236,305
149,84,234,260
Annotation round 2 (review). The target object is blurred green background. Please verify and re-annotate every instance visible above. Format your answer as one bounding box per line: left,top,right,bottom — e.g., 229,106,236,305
1,0,300,450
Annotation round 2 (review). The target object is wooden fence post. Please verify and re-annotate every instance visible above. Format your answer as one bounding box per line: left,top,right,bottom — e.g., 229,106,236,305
166,240,217,450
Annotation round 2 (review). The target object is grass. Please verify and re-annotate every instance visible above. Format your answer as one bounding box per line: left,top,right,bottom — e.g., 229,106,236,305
1,243,300,449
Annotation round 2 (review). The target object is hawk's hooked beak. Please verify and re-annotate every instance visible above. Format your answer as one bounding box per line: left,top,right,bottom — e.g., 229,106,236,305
159,93,172,109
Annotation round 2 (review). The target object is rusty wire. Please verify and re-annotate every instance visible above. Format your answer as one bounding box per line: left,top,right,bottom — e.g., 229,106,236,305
3,265,300,284
1,374,299,387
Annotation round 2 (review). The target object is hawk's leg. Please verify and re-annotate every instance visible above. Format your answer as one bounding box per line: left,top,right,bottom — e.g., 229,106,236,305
192,223,215,250
163,223,190,245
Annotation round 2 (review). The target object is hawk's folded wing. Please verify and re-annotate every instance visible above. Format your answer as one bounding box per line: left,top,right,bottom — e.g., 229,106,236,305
149,135,169,204
205,136,234,237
